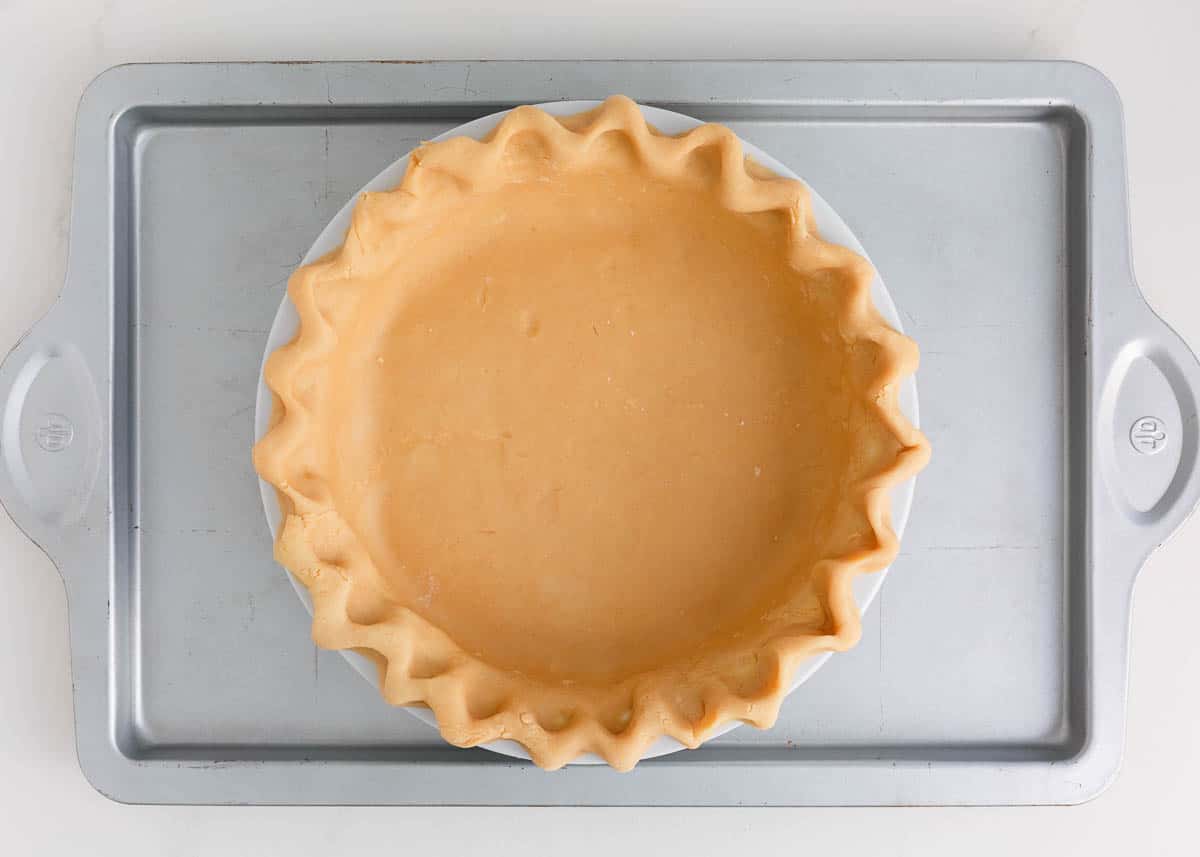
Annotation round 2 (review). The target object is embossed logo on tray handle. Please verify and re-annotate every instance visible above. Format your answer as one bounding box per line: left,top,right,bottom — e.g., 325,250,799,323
34,412,75,453
1129,415,1168,456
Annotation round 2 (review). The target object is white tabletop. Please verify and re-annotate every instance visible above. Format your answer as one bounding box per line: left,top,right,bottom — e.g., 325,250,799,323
2,0,1198,853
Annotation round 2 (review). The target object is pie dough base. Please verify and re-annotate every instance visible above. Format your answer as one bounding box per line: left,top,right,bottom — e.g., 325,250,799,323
254,96,930,770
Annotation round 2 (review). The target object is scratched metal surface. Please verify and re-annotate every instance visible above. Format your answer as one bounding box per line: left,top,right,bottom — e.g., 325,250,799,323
1,61,1198,805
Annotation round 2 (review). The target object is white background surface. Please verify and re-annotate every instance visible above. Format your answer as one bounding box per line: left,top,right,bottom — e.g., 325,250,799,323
1,0,1198,853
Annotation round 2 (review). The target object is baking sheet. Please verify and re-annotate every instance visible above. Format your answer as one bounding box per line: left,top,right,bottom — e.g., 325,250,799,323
1,60,1198,805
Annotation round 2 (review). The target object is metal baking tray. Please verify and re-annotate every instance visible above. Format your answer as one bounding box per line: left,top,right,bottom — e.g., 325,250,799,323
2,60,1198,806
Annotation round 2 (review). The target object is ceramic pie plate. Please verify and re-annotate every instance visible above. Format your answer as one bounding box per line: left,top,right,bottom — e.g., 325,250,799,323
253,99,922,766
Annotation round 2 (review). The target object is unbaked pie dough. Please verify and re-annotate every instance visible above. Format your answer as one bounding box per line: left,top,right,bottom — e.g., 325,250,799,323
253,96,930,771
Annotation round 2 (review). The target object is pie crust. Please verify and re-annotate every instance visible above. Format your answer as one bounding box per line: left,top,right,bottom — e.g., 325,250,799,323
253,96,931,771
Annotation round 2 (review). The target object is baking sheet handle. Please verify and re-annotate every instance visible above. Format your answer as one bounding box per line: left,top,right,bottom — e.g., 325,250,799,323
1097,292,1200,571
0,300,104,561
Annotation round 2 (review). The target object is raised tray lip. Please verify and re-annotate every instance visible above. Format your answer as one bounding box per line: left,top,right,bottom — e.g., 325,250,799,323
2,59,1198,806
